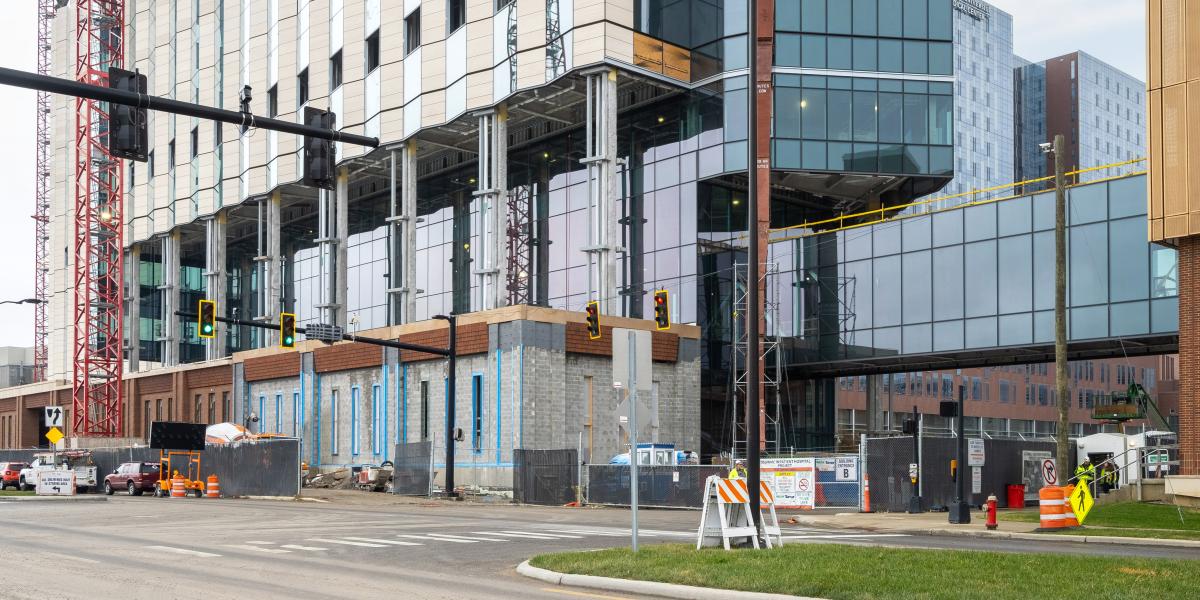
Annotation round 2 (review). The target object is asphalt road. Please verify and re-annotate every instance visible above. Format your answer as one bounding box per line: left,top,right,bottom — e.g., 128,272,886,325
2,496,1197,600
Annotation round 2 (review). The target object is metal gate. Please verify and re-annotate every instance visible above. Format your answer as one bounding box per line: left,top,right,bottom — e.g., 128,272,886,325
513,449,577,505
392,441,433,496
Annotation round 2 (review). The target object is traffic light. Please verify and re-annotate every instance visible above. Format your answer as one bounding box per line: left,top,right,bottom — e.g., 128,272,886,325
302,107,336,190
108,67,148,162
653,289,670,330
197,299,216,339
585,301,601,340
280,312,296,348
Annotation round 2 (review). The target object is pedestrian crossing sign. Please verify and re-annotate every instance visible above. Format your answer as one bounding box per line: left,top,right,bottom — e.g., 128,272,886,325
1069,482,1095,524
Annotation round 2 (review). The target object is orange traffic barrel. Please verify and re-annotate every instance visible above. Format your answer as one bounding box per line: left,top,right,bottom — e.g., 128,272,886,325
170,475,186,498
205,475,220,499
1038,486,1065,530
1061,484,1078,527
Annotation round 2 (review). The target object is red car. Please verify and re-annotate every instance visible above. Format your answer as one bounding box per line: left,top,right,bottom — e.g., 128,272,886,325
103,462,161,496
0,462,26,490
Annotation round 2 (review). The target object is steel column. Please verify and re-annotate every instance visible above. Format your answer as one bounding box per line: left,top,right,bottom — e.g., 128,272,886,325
473,106,509,311
582,69,620,316
205,213,228,360
159,232,180,366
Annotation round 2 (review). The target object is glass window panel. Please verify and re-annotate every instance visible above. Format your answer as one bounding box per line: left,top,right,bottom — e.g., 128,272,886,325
903,0,927,38
827,36,852,70
843,259,873,328
928,94,952,145
776,87,802,138
902,215,932,252
1070,305,1108,339
928,0,952,39
903,324,932,354
1110,301,1149,336
997,235,1033,314
874,255,901,327
655,247,681,280
903,41,928,74
844,229,871,261
827,76,852,89
906,145,929,174
828,90,852,141
801,89,827,139
777,0,801,31
801,141,826,170
827,0,851,33
874,223,901,256
930,147,952,176
998,314,1032,346
879,0,903,37
879,40,903,72
964,240,997,317
776,33,802,67
801,0,826,32
1069,223,1108,306
802,35,826,68
1034,310,1053,343
878,93,903,144
724,141,748,171
932,245,963,320
724,86,747,141
964,203,996,242
1109,177,1146,218
1109,217,1149,302
933,320,963,351
1151,297,1178,333
1033,231,1053,311
852,37,877,71
852,91,877,142
903,95,928,144
1152,245,1178,298
1032,191,1055,231
879,144,904,173
850,143,878,172
903,250,932,324
929,42,952,74
723,36,748,69
965,317,997,348
827,141,854,171
997,196,1032,236
853,0,877,35
1068,183,1107,225
874,327,901,354
775,140,801,168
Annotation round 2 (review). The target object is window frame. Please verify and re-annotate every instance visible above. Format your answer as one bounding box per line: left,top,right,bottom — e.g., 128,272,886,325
405,9,422,55
447,0,466,34
351,385,361,456
366,30,381,73
471,374,484,454
297,69,309,106
329,51,343,89
330,388,340,455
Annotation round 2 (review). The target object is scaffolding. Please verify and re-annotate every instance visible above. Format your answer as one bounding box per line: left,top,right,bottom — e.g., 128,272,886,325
32,0,55,382
730,262,781,458
72,0,125,436
506,184,533,305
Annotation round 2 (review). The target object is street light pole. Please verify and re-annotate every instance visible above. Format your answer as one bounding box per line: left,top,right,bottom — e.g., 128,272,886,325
433,314,458,498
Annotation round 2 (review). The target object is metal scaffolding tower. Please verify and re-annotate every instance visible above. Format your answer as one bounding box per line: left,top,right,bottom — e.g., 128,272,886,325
506,184,533,305
32,0,55,382
72,0,124,436
731,262,780,458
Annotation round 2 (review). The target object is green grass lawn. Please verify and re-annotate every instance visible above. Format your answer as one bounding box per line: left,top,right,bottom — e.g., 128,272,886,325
0,490,34,497
1003,501,1200,538
532,544,1200,600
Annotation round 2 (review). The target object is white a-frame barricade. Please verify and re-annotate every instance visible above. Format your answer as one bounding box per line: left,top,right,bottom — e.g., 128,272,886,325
696,476,783,550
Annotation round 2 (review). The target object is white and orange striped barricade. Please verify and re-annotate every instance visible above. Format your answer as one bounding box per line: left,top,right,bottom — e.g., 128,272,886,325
696,475,759,550
757,479,783,549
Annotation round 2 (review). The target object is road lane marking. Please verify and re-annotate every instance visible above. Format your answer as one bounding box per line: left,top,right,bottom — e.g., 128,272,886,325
280,544,328,551
146,545,221,558
308,538,389,548
342,537,424,546
226,545,291,554
541,587,633,600
42,552,100,564
397,534,478,543
547,530,622,537
246,541,276,545
478,531,571,540
782,534,910,540
426,533,508,542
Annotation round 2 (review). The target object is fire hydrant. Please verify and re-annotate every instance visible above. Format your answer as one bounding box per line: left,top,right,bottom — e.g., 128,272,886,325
985,494,998,530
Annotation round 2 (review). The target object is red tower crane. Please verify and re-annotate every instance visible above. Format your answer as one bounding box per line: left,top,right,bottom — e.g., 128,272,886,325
72,0,124,436
32,0,54,383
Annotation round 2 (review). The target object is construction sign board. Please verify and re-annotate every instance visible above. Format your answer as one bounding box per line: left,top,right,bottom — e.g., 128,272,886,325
835,457,858,481
968,438,985,466
761,458,815,509
1069,481,1095,524
35,471,75,496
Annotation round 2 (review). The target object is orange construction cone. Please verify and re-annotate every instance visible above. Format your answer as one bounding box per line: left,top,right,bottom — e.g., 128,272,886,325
862,474,872,513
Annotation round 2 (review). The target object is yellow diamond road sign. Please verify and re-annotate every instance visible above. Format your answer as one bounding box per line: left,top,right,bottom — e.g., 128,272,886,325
45,426,63,445
1070,482,1095,524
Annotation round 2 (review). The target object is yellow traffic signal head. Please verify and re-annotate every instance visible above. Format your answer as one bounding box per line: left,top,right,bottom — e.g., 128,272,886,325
653,290,670,330
585,301,601,340
198,299,216,339
280,312,296,348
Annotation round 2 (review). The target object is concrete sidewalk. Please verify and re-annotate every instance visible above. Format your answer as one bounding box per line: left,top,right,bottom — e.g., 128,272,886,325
786,510,1200,548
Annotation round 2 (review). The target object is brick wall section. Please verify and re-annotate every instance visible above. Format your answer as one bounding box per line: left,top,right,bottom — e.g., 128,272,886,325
186,365,232,388
23,392,52,409
314,342,384,373
245,353,302,382
139,374,173,394
0,398,14,412
564,323,680,362
1180,237,1198,475
398,323,489,362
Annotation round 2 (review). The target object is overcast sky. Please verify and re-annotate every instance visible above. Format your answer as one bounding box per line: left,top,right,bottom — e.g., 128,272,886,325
0,0,1149,348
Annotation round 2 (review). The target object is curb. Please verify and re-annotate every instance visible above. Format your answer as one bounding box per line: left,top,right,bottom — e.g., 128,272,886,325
517,560,822,600
788,515,1200,548
0,495,107,503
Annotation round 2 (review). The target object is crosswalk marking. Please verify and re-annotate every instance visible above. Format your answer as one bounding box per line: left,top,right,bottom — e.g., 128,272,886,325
280,544,328,551
246,541,276,545
397,534,478,544
343,537,424,546
547,529,621,537
226,545,291,554
475,531,566,540
146,545,221,558
308,538,389,548
426,533,508,542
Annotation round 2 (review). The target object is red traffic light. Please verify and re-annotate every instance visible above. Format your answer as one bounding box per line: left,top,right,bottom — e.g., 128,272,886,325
653,290,670,330
585,301,601,340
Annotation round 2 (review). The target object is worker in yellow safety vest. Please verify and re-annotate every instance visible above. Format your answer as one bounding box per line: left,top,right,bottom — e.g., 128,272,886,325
1074,458,1095,486
729,460,747,480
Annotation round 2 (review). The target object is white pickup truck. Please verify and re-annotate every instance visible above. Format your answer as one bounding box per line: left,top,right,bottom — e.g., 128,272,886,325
19,452,98,493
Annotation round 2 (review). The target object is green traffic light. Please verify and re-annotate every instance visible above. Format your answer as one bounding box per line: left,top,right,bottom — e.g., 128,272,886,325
285,337,294,345
203,324,213,333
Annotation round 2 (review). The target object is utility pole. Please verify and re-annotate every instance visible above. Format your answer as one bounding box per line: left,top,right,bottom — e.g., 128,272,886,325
745,0,762,532
1052,134,1069,475
434,314,459,499
950,385,970,523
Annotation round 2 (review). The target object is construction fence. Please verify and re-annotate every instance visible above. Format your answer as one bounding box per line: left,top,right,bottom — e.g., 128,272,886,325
391,441,433,496
513,449,578,505
0,439,301,497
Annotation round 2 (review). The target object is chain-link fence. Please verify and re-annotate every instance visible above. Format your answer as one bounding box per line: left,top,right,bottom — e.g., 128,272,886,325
392,441,433,496
587,465,725,508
